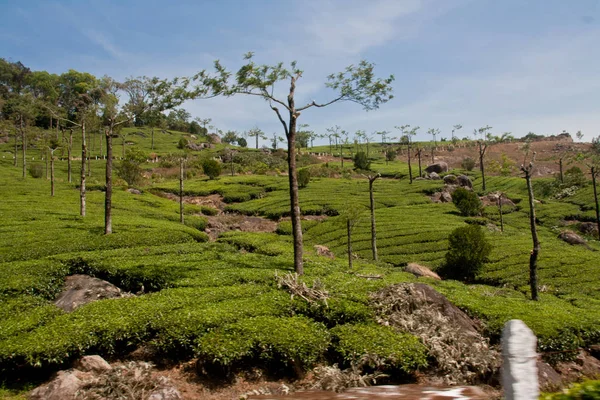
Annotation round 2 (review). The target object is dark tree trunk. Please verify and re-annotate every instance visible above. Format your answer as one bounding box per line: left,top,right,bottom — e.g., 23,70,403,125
287,119,303,275
592,167,600,241
329,138,332,155
407,140,413,184
45,147,49,179
20,115,26,179
479,142,487,191
80,122,87,217
498,193,504,233
105,128,113,234
14,128,18,167
180,158,185,224
68,129,73,183
50,153,55,197
256,134,259,149
417,148,422,177
559,158,564,184
340,144,344,168
524,167,539,301
347,218,353,269
369,175,380,261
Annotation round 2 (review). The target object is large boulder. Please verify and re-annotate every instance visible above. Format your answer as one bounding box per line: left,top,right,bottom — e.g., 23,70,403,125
443,174,458,185
457,174,473,189
428,172,441,180
208,134,222,144
54,275,131,312
558,231,593,250
579,222,599,236
425,162,449,174
75,355,112,373
29,371,83,400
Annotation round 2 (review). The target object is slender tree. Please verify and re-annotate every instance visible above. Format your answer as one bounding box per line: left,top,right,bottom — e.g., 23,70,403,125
48,139,60,196
476,125,492,191
521,152,539,301
326,125,342,157
428,128,440,163
366,173,381,260
415,146,423,177
194,54,394,274
247,126,266,149
451,124,462,142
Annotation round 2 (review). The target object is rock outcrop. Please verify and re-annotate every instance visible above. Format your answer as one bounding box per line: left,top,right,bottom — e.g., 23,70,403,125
54,275,132,312
425,162,449,174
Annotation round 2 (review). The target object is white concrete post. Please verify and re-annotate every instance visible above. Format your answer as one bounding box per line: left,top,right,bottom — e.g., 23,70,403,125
502,319,539,400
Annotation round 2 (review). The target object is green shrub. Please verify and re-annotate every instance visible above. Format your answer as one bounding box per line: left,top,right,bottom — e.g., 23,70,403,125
452,187,482,216
202,159,222,180
116,148,147,186
385,148,396,162
461,157,475,171
196,316,330,373
330,323,427,372
28,164,43,179
298,168,311,188
541,380,600,399
177,137,188,149
237,137,247,148
441,225,491,281
353,151,371,171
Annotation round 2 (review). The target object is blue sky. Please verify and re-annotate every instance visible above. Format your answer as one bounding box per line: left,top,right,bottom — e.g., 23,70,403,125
1,0,599,146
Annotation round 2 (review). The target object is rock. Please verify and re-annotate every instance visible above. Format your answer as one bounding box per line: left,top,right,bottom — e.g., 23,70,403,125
404,263,441,280
579,222,599,236
425,162,449,174
555,350,600,383
457,174,473,188
148,386,183,400
75,355,112,373
558,231,594,250
54,275,131,312
208,134,221,144
428,172,441,180
440,191,452,203
127,188,142,195
29,371,83,400
314,245,335,259
443,174,458,185
537,360,562,392
480,193,516,207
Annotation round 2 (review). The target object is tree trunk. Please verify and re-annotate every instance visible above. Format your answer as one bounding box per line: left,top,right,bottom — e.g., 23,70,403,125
559,158,563,184
329,138,332,155
347,218,353,269
80,122,87,217
104,128,113,234
525,169,539,301
20,115,26,179
13,128,18,167
479,142,487,191
50,153,55,197
431,145,435,163
99,129,103,158
256,134,259,149
68,129,73,183
45,147,49,179
407,141,413,184
366,141,369,158
287,118,304,275
417,149,422,177
592,167,600,241
180,158,185,224
498,193,504,233
340,145,344,168
369,175,379,261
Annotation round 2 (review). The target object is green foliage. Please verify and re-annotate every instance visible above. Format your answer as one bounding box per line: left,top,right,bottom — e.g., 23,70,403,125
353,151,371,171
196,316,330,373
452,187,482,216
442,225,491,281
27,164,43,178
202,159,222,180
237,137,247,148
116,148,147,186
385,148,396,162
177,136,188,149
541,380,600,399
298,168,311,188
330,323,427,372
461,157,476,171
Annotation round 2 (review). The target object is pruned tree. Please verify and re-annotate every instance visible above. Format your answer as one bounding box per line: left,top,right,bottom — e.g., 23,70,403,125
576,147,600,241
326,125,342,157
247,126,266,149
395,125,417,183
415,146,423,177
428,128,440,163
48,139,60,197
476,125,492,192
340,203,365,270
451,124,462,142
521,150,540,301
364,173,381,260
193,53,394,274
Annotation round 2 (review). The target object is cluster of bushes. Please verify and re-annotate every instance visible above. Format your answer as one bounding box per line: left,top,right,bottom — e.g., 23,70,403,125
534,166,587,199
452,187,482,216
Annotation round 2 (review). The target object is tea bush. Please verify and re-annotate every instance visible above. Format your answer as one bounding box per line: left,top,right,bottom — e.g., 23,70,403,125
441,225,491,281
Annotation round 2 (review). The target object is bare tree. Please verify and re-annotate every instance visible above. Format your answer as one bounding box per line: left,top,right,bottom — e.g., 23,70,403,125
193,54,394,274
521,151,539,301
476,125,492,192
428,128,440,163
451,124,462,142
365,173,381,260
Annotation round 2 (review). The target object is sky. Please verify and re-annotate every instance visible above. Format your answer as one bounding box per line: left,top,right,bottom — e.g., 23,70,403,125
1,0,600,146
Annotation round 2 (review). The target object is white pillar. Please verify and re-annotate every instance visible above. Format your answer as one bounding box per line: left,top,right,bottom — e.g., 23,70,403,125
502,319,539,400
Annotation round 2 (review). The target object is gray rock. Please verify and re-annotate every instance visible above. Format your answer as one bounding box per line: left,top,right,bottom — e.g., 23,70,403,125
425,162,449,174
29,371,83,400
404,263,441,280
54,275,131,312
75,355,112,373
127,188,142,195
457,174,473,188
558,231,594,250
440,191,452,203
443,174,458,185
428,172,440,180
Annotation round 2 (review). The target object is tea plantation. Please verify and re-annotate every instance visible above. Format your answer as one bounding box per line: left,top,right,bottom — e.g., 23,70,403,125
0,146,599,394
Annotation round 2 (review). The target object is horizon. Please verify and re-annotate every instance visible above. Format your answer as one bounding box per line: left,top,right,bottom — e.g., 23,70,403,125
2,0,599,146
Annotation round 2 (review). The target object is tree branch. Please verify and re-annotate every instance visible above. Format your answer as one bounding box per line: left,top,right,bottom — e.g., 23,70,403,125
271,106,289,137
296,95,344,112
235,90,291,111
